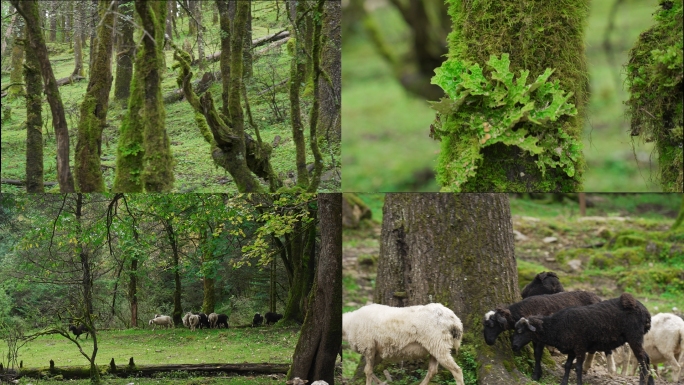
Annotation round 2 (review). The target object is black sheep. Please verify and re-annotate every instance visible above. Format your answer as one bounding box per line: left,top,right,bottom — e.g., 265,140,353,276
216,313,229,328
252,313,264,327
483,290,601,380
521,271,564,298
198,313,210,329
68,324,90,340
512,293,653,385
264,312,283,325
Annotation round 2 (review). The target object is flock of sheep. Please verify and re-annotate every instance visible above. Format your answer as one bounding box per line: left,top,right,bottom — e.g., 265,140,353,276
145,311,284,331
343,271,684,385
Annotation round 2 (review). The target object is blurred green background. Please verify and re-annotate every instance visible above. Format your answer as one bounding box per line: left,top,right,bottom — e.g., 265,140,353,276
342,0,661,192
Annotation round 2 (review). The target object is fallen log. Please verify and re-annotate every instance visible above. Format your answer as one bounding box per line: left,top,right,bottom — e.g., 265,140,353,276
164,71,221,104
56,75,86,87
190,30,290,66
18,362,290,379
255,38,289,56
1,179,58,187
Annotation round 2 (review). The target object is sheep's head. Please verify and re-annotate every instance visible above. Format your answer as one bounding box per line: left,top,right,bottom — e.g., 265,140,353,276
483,308,512,345
511,317,540,352
148,320,154,325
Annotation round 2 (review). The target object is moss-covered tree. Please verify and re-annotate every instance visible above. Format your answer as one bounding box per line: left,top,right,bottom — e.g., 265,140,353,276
74,0,117,192
371,193,526,385
288,193,341,383
72,0,85,78
114,0,135,102
626,0,683,192
23,27,44,193
429,0,588,192
11,0,75,192
317,0,341,144
114,0,174,192
288,0,310,189
8,27,25,99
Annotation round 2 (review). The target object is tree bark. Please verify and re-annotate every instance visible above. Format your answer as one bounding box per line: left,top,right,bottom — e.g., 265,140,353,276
11,0,75,192
49,0,58,41
75,0,117,192
242,4,252,79
374,193,525,385
217,0,231,119
289,194,342,383
23,24,45,193
114,0,135,101
1,13,17,57
72,0,85,77
165,221,183,326
289,0,309,188
8,27,25,98
201,227,216,315
317,0,341,144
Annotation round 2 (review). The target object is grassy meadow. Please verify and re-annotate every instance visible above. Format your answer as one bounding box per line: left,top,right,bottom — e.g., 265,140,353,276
0,2,340,192
342,0,662,192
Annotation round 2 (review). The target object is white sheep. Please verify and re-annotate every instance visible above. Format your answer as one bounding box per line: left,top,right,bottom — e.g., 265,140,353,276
148,315,173,330
626,312,684,382
208,312,218,328
285,377,328,385
188,314,200,331
343,303,464,385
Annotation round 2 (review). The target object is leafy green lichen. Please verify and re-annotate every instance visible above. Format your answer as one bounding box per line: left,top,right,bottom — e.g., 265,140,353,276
430,54,582,192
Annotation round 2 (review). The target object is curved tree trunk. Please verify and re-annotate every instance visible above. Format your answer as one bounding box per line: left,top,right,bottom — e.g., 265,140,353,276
289,193,342,383
24,24,44,193
75,0,117,192
374,193,525,385
11,0,75,192
114,0,135,101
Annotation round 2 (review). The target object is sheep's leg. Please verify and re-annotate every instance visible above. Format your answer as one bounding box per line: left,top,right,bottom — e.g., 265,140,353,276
629,343,654,385
582,352,594,374
574,352,586,385
606,351,616,375
532,341,545,381
419,356,439,385
622,347,632,376
363,355,378,385
560,352,576,385
661,350,681,382
433,352,464,385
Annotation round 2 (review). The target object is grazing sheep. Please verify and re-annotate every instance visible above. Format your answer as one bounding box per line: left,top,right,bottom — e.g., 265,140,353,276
188,314,200,331
68,324,89,340
252,313,264,327
198,313,210,329
343,303,464,385
265,312,283,325
521,271,564,298
483,290,602,381
215,313,228,329
182,312,192,328
626,312,684,382
148,315,173,330
208,313,218,328
512,293,654,385
286,378,329,385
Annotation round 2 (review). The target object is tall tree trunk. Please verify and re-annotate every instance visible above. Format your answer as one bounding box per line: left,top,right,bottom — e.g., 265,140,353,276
187,0,197,35
73,0,85,77
11,0,75,192
201,227,216,315
1,13,17,57
289,0,309,188
49,0,58,42
75,0,117,192
374,193,523,385
282,213,315,324
305,0,326,192
129,255,138,327
165,0,174,50
242,4,252,79
8,28,25,98
88,0,98,75
434,0,588,192
24,24,44,193
165,221,183,326
114,0,135,101
196,1,204,70
217,0,231,119
289,193,342,383
317,0,341,144
115,0,174,192
67,3,73,49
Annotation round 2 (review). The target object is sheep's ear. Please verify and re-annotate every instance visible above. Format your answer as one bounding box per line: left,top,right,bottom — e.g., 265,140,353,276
527,324,536,332
496,313,507,327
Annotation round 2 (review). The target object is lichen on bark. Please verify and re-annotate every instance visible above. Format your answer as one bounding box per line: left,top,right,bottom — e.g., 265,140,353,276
626,0,683,192
23,30,44,193
432,0,589,192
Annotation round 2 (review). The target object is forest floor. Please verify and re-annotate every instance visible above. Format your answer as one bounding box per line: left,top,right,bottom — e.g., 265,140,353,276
0,3,340,192
341,194,684,385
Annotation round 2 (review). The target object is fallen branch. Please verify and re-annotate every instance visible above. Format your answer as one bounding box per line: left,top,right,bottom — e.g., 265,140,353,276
56,75,86,87
163,71,220,104
190,30,290,66
1,179,58,187
256,78,289,97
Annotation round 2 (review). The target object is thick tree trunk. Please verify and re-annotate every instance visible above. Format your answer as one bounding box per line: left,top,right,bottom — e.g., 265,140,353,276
317,0,341,144
201,227,216,315
216,0,231,119
374,193,525,385
242,5,252,79
8,29,25,98
305,0,326,192
166,222,183,326
289,0,309,188
75,0,117,192
114,0,135,101
11,0,75,192
24,25,45,193
289,193,342,383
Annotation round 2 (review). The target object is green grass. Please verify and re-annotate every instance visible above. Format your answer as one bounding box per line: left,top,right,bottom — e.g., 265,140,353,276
1,327,298,369
0,3,339,192
341,0,663,191
9,376,284,385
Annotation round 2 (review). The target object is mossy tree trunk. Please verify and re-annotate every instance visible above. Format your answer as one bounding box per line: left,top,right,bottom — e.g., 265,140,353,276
9,27,25,99
114,0,135,102
72,0,85,77
165,221,183,326
196,1,205,70
75,0,117,192
11,0,75,192
201,226,216,315
115,0,174,192
289,0,310,189
305,0,326,192
23,25,44,193
317,0,341,144
281,206,317,324
626,0,683,192
373,193,526,385
217,0,231,119
288,193,341,383
243,5,253,79
433,0,588,192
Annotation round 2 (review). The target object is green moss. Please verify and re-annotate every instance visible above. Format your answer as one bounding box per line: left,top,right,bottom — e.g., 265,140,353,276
626,0,683,192
615,234,647,248
431,0,589,192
